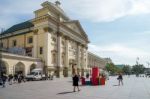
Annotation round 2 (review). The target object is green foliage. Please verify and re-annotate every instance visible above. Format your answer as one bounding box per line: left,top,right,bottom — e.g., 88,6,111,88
132,64,145,74
105,63,122,75
122,65,131,74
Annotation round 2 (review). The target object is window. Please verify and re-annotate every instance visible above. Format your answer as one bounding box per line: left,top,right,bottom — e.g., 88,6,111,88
52,53,56,64
0,42,3,48
13,40,17,47
62,54,65,65
39,47,43,54
28,36,33,44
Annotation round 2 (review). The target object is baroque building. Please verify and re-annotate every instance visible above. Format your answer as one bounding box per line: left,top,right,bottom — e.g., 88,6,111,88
0,1,112,78
0,1,89,77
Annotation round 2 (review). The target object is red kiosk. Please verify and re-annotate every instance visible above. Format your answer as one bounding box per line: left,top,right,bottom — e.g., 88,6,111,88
91,67,99,85
91,67,106,85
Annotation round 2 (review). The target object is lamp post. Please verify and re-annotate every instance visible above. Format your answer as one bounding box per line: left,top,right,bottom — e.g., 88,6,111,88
136,57,139,65
146,62,150,73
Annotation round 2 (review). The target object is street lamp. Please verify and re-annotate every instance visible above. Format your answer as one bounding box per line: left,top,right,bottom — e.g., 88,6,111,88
136,57,139,65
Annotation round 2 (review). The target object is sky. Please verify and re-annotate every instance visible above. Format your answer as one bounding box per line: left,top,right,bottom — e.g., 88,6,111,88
0,0,150,66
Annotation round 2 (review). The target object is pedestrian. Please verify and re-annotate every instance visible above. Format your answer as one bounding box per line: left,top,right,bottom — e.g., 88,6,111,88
8,74,13,85
1,73,7,88
13,73,18,83
86,73,89,78
18,74,22,83
72,74,80,92
117,73,123,86
48,73,51,80
21,73,26,83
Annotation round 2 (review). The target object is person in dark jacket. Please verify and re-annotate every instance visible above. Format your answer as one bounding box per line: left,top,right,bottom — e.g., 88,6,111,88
8,74,13,85
73,74,80,92
1,74,7,88
18,74,22,83
13,73,18,83
117,73,123,86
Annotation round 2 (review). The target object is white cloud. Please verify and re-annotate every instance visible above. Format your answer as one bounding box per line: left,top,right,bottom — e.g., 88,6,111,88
88,44,150,66
1,0,150,29
61,0,150,22
0,0,44,28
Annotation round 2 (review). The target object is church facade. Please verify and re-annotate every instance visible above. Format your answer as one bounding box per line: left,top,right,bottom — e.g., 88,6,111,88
0,1,89,77
0,1,111,77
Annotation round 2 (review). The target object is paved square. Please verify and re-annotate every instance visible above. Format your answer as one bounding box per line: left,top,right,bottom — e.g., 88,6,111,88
0,76,150,99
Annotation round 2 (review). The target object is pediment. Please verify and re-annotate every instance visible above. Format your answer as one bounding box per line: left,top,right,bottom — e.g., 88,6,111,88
63,20,89,43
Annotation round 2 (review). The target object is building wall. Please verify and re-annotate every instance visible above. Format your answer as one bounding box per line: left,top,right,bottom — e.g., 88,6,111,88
0,1,90,77
1,52,43,76
88,52,107,70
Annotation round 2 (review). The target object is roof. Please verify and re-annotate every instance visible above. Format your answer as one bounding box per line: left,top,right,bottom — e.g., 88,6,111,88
1,21,34,35
62,20,89,43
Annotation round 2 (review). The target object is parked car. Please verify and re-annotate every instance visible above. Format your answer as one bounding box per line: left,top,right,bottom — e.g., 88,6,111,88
145,73,150,77
26,68,46,81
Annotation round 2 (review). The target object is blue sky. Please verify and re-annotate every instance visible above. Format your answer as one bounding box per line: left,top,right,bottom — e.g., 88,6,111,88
0,0,150,66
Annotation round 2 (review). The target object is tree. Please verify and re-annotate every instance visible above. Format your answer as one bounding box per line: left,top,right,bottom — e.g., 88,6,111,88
122,65,131,75
105,63,122,75
132,64,145,74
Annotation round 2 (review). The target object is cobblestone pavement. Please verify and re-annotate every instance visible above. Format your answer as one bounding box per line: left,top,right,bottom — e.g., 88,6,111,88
0,76,150,99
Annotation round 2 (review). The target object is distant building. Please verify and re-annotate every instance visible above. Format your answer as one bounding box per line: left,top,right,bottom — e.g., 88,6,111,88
87,52,111,69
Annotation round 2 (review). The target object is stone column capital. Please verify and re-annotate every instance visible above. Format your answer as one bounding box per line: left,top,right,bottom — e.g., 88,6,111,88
43,27,53,32
33,29,38,35
57,32,63,37
64,36,70,40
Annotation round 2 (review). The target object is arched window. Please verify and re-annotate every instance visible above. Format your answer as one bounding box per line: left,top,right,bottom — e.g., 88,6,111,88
30,64,36,73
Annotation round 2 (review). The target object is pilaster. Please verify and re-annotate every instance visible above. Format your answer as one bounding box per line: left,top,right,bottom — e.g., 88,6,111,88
56,32,63,77
43,27,53,68
33,29,38,58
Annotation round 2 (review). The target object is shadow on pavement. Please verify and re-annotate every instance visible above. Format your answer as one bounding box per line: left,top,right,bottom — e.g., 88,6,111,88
113,85,119,86
57,91,75,95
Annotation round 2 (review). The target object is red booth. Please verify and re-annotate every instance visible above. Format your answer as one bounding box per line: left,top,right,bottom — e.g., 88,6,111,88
91,67,99,85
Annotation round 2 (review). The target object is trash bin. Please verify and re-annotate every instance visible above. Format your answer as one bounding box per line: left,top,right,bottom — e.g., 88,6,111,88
100,77,105,85
81,77,85,85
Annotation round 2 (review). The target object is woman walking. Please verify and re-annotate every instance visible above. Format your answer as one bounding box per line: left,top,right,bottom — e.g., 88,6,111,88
72,74,80,92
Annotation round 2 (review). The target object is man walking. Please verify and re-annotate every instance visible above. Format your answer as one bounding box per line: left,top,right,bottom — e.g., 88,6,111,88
117,73,123,86
72,74,80,92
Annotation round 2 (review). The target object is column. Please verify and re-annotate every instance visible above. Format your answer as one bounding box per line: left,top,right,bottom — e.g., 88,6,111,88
56,32,62,78
81,45,84,67
43,27,53,75
81,45,85,76
77,42,81,75
64,36,69,77
85,47,88,72
33,29,38,58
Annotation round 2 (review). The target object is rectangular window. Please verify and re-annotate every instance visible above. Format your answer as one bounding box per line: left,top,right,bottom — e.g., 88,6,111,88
40,47,43,54
13,40,17,47
0,42,3,48
28,36,33,44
